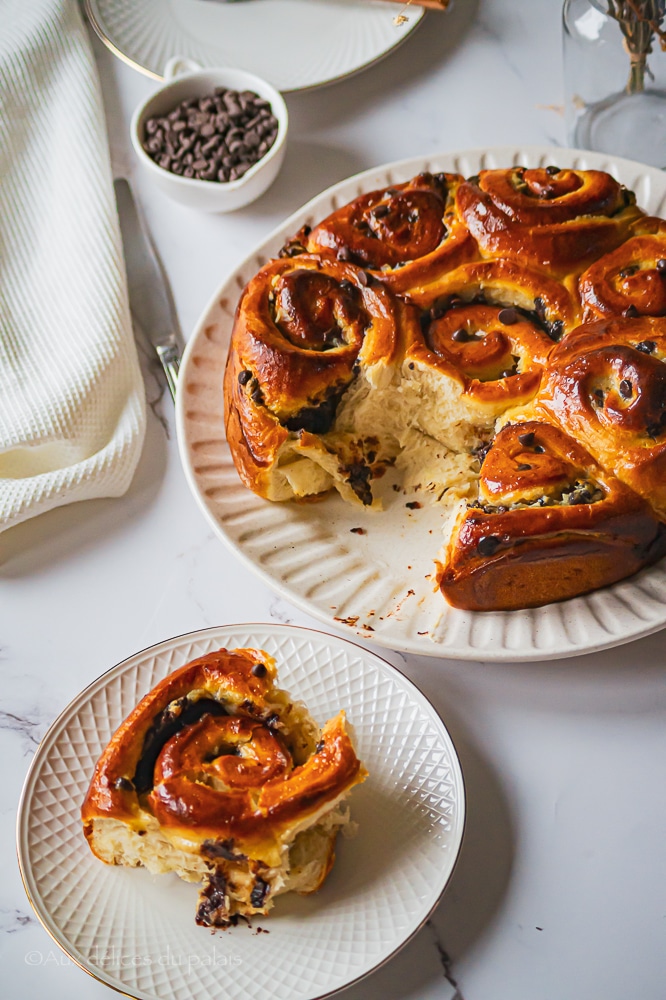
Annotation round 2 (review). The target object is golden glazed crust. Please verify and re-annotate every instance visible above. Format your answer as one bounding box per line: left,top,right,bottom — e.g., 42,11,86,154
437,420,666,611
82,648,365,857
223,166,666,611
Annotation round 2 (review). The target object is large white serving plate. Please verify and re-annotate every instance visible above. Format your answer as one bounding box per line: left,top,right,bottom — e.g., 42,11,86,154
85,0,425,92
176,146,666,661
17,624,465,1000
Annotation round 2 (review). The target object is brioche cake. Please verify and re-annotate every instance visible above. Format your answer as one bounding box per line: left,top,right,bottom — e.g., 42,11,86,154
82,648,367,927
224,166,666,610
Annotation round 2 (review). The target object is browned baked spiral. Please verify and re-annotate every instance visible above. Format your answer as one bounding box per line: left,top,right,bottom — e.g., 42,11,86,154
437,420,666,610
82,648,366,927
534,316,666,515
224,254,407,501
302,171,476,292
456,166,644,276
407,258,578,413
579,217,666,319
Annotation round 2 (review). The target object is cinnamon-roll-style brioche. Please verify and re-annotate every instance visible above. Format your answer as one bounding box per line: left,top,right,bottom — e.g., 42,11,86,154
579,222,666,319
456,167,643,277
532,317,666,516
224,253,408,505
82,648,367,928
437,421,666,611
223,165,666,610
304,171,476,292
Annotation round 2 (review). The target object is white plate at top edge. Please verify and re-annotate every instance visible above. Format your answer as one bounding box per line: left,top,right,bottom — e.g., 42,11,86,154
17,624,465,1000
176,145,666,662
84,0,425,93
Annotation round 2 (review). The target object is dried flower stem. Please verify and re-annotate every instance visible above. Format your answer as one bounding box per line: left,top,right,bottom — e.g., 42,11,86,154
607,0,666,93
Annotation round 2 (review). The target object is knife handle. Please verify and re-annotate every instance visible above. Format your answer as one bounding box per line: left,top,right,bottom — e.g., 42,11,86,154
156,343,180,402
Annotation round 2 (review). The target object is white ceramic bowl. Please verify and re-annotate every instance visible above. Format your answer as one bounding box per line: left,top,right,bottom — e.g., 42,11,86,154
130,62,288,212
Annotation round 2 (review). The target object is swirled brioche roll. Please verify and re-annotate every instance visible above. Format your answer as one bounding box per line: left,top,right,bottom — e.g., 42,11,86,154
82,648,367,928
456,167,643,277
303,171,477,292
224,254,409,505
532,317,666,516
437,421,666,611
579,217,666,319
404,258,578,427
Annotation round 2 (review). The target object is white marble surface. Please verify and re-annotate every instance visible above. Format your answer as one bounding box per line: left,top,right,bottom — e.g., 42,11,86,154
3,1,665,998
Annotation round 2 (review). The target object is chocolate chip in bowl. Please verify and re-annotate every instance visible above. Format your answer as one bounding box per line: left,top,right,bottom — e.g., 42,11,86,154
131,65,288,212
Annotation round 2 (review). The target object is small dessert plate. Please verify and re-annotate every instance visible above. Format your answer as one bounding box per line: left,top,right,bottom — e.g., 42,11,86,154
17,624,465,1000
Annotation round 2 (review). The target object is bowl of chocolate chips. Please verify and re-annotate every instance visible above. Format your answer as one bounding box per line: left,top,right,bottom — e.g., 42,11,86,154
131,62,288,212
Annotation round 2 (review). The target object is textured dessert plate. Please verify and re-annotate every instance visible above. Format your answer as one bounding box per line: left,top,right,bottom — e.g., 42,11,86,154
84,0,425,93
176,146,666,661
17,624,464,1000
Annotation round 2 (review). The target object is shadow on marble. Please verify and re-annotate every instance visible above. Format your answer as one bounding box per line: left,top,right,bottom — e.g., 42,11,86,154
330,693,513,1000
418,628,666,717
286,0,479,133
243,139,368,224
0,398,168,576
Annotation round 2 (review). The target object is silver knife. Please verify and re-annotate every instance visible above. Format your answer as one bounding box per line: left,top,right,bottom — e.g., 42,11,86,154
114,178,181,401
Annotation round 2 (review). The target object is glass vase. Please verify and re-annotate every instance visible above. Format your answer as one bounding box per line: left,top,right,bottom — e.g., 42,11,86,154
563,0,666,167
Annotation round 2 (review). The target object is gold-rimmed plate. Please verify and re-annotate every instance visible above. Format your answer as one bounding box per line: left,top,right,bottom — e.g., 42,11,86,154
85,0,425,93
176,145,666,661
17,624,465,1000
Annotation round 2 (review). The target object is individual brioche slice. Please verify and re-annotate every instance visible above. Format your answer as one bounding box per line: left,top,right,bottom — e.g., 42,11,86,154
437,421,666,611
82,648,367,928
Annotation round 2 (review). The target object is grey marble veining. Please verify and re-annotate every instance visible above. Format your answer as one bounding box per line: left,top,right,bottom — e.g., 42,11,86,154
3,1,666,998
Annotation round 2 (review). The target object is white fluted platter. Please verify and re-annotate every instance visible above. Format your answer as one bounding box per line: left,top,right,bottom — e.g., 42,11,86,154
85,0,425,92
17,624,465,1000
176,146,666,661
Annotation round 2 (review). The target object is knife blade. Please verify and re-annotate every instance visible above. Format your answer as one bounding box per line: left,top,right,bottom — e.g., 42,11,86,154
114,178,181,401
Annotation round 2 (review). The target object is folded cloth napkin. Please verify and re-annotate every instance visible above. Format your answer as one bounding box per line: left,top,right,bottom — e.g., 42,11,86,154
0,0,146,534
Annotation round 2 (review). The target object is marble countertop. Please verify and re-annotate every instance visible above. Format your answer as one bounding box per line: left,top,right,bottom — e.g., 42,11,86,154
3,1,665,998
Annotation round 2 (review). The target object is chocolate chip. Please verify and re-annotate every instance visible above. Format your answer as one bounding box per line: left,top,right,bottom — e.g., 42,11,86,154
619,379,633,398
477,535,501,557
251,662,267,677
593,388,604,404
534,296,546,319
250,877,270,909
315,739,325,752
517,431,535,446
636,340,656,353
534,444,545,454
406,501,422,509
498,307,518,325
517,463,532,471
113,777,134,792
142,87,279,183
251,387,263,404
657,258,666,273
647,423,663,438
238,369,252,385
546,165,560,175
452,327,470,342
623,304,640,318
202,838,247,861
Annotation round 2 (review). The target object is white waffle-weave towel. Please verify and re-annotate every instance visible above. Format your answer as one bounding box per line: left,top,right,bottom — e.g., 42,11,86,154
0,0,146,534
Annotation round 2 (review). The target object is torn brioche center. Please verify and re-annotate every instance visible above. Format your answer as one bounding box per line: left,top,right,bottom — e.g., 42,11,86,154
82,648,367,928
